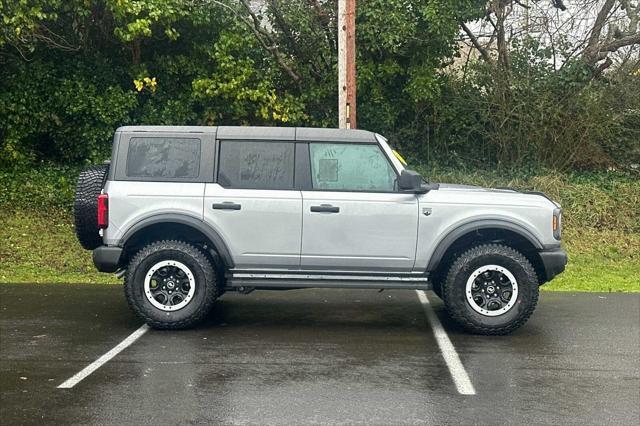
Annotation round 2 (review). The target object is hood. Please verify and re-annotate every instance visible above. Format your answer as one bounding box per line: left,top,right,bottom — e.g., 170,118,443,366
435,183,560,207
437,183,518,193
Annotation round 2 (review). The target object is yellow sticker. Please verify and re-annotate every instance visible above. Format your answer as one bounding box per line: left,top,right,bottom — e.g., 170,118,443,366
392,149,408,166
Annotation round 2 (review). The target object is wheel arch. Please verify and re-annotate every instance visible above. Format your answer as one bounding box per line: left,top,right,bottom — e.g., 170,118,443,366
426,220,546,286
118,214,234,269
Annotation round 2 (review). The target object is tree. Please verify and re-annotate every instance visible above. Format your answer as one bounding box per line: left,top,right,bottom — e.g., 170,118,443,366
460,0,640,77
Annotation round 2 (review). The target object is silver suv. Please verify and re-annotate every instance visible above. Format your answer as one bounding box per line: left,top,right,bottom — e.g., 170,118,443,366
74,126,567,334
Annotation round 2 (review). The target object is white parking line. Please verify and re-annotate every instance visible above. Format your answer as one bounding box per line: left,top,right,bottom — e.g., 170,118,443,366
58,324,149,389
415,290,476,395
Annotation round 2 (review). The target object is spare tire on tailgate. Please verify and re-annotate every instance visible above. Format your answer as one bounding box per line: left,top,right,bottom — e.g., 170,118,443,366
74,164,110,250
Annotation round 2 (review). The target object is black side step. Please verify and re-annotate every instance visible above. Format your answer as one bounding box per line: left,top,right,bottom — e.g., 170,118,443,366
226,272,431,290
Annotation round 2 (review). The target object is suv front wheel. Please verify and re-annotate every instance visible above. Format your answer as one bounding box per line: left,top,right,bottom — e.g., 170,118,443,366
442,244,539,335
124,240,219,329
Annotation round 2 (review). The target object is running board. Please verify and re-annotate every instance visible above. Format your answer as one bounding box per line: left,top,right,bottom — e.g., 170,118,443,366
227,272,431,290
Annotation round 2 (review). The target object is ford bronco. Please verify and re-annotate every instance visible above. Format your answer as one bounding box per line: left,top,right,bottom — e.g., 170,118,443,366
74,126,567,334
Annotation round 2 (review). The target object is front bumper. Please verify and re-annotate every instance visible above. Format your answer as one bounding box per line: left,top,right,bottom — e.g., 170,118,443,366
539,248,568,283
93,246,123,273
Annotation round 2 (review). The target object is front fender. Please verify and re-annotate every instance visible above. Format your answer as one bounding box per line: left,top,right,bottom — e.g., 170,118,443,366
425,218,545,272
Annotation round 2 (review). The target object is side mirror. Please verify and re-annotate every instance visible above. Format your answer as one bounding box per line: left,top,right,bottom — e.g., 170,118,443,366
398,169,427,193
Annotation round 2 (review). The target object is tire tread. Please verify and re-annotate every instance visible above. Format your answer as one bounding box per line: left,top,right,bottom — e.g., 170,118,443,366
124,240,219,329
74,164,109,250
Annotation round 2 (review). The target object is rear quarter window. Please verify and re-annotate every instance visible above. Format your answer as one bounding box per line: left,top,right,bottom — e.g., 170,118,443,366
126,137,201,179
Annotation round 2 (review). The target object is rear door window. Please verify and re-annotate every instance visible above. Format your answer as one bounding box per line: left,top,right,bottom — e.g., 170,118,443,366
126,137,201,179
217,141,295,190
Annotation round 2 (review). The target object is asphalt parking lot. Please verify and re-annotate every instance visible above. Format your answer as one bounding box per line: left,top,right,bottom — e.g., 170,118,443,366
1,284,639,425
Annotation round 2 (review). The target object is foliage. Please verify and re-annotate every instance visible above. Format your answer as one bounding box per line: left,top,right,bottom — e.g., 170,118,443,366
0,163,81,211
0,1,638,172
401,37,640,170
0,59,137,164
0,0,313,167
191,29,307,124
1,2,637,290
415,165,640,232
0,0,487,168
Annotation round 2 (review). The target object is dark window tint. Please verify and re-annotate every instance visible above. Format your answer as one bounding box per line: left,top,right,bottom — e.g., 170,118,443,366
127,137,201,178
218,141,295,190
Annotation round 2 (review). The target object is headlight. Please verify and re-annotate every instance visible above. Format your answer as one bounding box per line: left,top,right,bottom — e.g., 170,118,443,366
553,208,562,240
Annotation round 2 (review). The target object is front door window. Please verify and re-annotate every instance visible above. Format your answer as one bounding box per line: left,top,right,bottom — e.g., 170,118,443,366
309,143,396,192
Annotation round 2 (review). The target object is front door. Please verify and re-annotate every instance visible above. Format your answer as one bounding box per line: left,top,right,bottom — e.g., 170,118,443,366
203,140,302,269
300,142,419,272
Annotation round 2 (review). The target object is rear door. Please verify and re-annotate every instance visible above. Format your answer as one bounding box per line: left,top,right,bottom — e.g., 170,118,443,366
300,142,419,272
203,139,302,269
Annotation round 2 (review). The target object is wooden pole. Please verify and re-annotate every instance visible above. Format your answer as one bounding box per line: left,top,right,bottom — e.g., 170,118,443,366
346,0,356,129
338,0,356,129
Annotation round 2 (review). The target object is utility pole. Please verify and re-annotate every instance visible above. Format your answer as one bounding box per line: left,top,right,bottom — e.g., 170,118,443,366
338,0,356,129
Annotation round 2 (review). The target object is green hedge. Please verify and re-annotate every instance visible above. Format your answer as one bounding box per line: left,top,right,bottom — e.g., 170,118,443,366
419,166,640,232
0,164,81,212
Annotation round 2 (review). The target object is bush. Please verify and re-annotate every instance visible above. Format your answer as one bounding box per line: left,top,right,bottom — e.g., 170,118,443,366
415,165,640,232
0,164,81,212
389,39,640,172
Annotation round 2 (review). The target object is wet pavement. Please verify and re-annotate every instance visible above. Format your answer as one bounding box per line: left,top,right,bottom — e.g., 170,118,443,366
1,284,638,425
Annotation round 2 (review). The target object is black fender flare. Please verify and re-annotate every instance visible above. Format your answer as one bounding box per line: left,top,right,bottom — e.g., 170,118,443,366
426,219,544,272
118,213,235,268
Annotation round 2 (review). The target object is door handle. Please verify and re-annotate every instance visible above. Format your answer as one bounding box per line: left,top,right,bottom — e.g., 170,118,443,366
310,204,339,213
212,202,241,210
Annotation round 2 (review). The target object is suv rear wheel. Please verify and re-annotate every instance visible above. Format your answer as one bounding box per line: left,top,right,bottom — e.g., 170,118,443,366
442,244,539,335
124,240,219,329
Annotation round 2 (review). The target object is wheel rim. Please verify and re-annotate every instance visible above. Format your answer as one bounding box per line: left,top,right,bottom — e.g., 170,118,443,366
465,265,518,317
144,260,196,311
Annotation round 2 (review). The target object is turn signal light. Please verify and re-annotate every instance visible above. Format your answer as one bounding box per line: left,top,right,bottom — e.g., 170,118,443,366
97,194,109,229
552,208,562,240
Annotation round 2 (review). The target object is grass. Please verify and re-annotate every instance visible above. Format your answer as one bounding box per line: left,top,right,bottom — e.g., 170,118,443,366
547,228,639,292
0,210,117,285
0,165,638,291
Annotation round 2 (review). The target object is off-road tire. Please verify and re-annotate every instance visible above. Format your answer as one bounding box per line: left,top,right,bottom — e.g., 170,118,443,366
74,164,109,250
442,244,539,335
124,240,219,329
431,278,443,298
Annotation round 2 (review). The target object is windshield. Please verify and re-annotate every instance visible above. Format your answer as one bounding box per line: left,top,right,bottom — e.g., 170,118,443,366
374,133,407,172
375,133,430,185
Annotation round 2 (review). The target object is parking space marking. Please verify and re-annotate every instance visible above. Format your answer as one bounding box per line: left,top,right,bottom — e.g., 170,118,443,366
58,324,149,389
416,290,476,395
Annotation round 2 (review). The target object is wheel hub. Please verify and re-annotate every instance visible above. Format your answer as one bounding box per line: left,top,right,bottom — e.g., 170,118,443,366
465,265,518,317
144,261,195,312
